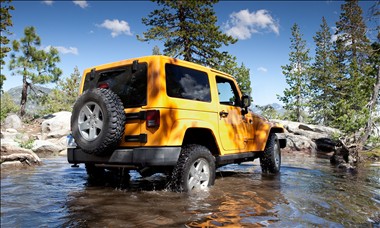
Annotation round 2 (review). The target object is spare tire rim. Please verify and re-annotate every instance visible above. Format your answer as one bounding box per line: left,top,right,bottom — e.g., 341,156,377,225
187,158,210,190
78,101,104,141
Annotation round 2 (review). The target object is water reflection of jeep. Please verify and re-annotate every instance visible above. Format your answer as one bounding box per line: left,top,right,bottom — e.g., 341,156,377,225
67,55,286,192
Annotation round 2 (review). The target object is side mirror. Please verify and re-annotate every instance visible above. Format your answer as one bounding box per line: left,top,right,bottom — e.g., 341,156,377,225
241,95,251,108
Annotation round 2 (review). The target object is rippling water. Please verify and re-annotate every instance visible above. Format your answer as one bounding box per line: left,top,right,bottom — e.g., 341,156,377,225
1,153,379,227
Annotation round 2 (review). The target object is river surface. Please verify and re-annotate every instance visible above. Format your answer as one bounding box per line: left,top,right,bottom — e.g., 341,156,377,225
1,153,379,227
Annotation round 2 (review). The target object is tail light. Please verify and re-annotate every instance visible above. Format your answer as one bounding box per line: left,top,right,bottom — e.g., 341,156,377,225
98,82,109,89
146,110,160,128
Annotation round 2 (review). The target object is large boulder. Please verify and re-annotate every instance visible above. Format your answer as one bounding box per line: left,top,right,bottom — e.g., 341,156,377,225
285,134,317,152
4,114,22,130
41,111,71,139
272,119,340,153
32,140,65,154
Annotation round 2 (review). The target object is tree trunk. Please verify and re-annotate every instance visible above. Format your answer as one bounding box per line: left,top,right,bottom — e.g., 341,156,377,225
359,65,380,148
20,73,29,116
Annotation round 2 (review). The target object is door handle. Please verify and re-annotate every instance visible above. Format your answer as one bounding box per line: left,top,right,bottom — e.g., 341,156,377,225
219,111,229,118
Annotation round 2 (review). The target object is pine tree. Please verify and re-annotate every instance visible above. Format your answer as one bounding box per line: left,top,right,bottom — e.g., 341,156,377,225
309,17,337,125
331,0,372,136
0,0,14,92
360,42,380,146
138,0,237,67
9,26,62,116
360,0,380,145
216,54,251,96
152,45,162,55
279,23,311,122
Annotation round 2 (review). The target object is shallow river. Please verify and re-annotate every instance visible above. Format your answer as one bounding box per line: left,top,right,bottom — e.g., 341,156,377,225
1,153,379,227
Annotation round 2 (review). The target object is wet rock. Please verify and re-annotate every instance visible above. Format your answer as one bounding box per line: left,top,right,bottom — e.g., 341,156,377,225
1,161,24,169
32,140,65,154
330,141,359,169
41,111,71,139
4,114,22,130
1,144,41,167
315,138,337,152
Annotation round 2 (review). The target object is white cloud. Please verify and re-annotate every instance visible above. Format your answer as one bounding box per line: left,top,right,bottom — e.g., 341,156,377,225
98,19,132,37
45,45,79,55
42,1,53,6
73,1,88,9
225,9,280,40
257,67,268,73
331,27,338,42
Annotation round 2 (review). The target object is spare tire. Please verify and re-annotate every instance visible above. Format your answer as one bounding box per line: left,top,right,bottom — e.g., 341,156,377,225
71,88,126,156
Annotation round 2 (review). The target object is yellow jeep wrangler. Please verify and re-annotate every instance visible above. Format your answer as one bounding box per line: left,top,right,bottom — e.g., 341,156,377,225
67,55,286,192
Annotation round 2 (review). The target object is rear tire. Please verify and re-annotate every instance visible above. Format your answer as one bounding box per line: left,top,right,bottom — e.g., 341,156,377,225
260,133,281,174
85,163,105,181
169,144,215,192
85,164,130,187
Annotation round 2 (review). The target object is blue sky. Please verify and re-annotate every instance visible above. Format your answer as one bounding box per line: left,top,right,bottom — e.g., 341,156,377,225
2,0,377,106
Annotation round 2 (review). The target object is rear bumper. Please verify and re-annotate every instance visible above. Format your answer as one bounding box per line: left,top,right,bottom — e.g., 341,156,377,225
67,147,181,167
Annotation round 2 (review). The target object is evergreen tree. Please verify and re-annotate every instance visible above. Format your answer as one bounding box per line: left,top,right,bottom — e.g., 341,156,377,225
279,23,311,122
138,0,237,67
216,54,251,96
359,1,380,146
0,0,14,92
9,26,62,116
152,45,162,55
331,0,372,136
360,42,380,145
309,17,337,125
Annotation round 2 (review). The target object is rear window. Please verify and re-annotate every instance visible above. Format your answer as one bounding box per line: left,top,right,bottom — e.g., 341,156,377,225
165,64,211,102
83,62,147,107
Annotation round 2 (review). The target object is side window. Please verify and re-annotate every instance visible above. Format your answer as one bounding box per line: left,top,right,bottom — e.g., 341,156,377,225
216,76,241,106
165,64,211,102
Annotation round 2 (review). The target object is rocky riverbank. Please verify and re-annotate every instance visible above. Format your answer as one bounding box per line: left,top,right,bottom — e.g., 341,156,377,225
1,111,71,171
272,119,341,153
273,119,379,167
1,112,378,171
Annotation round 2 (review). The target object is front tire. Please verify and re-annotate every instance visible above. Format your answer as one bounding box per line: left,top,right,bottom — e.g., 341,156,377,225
260,133,281,174
170,144,216,192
